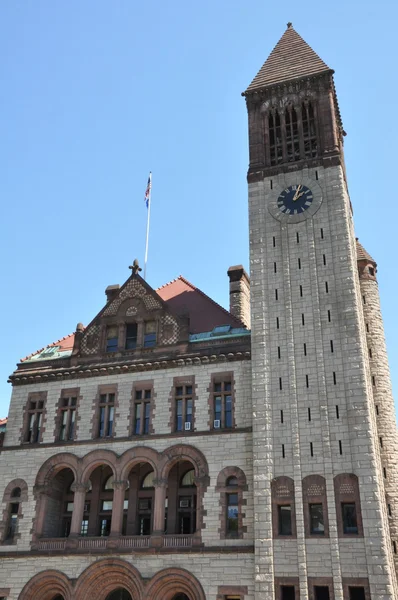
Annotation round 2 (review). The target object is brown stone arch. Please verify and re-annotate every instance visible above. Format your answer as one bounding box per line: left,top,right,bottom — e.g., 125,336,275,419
119,446,160,481
75,558,144,600
81,448,118,482
215,466,248,539
18,569,72,600
216,466,247,489
334,473,363,537
1,478,28,544
2,478,28,503
146,567,206,600
271,476,296,538
159,444,209,481
302,474,329,537
35,453,79,487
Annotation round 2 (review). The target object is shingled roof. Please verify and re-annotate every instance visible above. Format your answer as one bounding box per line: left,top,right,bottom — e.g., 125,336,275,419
244,23,331,93
356,239,376,265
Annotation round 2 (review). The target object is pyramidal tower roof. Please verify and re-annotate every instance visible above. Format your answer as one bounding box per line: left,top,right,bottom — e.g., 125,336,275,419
244,23,331,94
356,239,377,265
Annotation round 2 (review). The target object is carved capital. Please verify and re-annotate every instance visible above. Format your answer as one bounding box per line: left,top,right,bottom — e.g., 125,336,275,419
113,479,129,491
71,482,89,494
153,477,168,488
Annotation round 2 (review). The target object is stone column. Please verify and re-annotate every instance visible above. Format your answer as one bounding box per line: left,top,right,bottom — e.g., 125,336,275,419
32,484,51,542
110,480,128,537
69,483,88,537
153,479,167,534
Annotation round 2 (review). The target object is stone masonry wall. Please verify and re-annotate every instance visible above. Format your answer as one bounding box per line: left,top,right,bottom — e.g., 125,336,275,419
248,163,397,600
360,277,398,574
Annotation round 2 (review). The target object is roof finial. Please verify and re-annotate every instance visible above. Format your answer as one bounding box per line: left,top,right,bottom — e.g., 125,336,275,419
287,22,293,28
129,258,142,276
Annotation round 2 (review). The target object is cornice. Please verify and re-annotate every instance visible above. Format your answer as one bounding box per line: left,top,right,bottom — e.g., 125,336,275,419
9,350,252,386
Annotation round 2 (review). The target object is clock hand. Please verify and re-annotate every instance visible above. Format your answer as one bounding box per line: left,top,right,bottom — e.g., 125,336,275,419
292,185,302,202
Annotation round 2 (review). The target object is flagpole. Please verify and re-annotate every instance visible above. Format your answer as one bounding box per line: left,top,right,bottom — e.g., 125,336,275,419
144,172,152,280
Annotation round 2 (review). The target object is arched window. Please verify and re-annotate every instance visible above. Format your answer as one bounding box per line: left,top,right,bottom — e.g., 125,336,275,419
122,464,155,536
271,476,296,538
216,467,247,539
181,469,195,487
1,480,28,545
165,462,197,535
285,106,300,162
302,475,329,537
302,100,317,158
269,110,283,166
334,474,363,537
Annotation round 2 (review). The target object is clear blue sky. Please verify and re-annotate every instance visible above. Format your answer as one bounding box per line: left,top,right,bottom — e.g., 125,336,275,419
1,0,397,417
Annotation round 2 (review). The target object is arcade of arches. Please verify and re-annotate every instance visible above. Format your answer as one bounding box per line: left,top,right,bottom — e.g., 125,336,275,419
17,559,209,600
33,445,210,543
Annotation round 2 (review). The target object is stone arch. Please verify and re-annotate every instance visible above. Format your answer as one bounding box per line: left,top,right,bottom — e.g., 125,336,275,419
75,558,144,600
271,476,296,538
160,444,209,481
216,466,247,489
146,568,206,600
18,569,72,600
302,474,329,537
334,473,363,537
81,449,118,482
35,453,79,487
119,446,159,482
2,478,28,503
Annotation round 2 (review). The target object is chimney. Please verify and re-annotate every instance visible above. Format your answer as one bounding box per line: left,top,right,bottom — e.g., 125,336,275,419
105,284,120,303
227,265,251,329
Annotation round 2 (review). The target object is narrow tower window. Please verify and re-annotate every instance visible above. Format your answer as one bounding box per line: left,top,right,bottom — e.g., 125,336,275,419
302,100,317,158
285,105,300,162
269,111,283,166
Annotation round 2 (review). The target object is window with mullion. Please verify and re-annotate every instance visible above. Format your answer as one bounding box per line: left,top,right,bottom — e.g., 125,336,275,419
213,380,233,429
133,389,152,435
26,400,45,443
59,397,77,441
98,393,115,438
175,385,193,432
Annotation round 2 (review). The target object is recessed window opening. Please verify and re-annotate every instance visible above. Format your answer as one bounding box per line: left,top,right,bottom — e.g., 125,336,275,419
388,504,392,517
363,295,366,304
323,254,326,265
304,343,307,356
383,467,387,479
306,374,309,388
369,348,372,358
273,236,276,247
394,541,397,554
316,171,319,181
144,321,157,348
125,323,138,349
275,289,278,301
372,376,376,386
330,340,334,353
310,504,325,535
302,313,305,325
308,407,311,422
296,232,300,243
328,310,331,322
285,105,300,162
336,405,339,419
376,405,379,415
320,227,323,238
274,262,277,273
270,180,273,189
314,586,330,600
282,444,285,458
380,436,383,448
277,317,280,329
325,281,329,293
278,505,292,535
300,285,303,297
333,372,337,385
106,326,118,353
310,442,314,457
281,586,295,600
348,587,366,600
298,258,301,269
342,503,358,534
269,111,283,166
279,378,283,390
280,409,284,424
278,346,281,359
366,323,369,332
339,440,342,455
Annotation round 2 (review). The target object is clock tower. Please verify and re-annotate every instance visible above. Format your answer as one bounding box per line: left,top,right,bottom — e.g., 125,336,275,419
244,24,398,600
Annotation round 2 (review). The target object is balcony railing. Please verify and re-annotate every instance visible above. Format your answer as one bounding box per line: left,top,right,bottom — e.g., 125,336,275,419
35,534,195,551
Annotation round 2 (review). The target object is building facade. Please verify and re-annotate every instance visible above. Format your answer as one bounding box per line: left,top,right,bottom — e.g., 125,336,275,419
0,23,397,600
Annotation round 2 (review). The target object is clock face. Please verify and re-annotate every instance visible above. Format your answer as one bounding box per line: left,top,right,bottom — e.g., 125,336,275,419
277,185,313,215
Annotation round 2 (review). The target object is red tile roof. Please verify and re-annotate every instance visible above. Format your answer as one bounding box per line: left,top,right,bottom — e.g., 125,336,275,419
20,275,244,362
21,333,76,363
244,24,330,93
356,239,376,265
0,418,7,426
157,276,244,333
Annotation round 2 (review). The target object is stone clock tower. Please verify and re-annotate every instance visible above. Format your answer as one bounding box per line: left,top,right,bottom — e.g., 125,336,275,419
243,24,398,600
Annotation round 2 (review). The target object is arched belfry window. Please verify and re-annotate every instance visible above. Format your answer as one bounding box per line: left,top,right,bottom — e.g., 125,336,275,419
285,106,300,162
269,110,283,166
302,100,317,158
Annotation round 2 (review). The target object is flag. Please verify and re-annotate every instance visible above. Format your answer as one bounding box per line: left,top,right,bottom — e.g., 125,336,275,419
144,172,152,208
